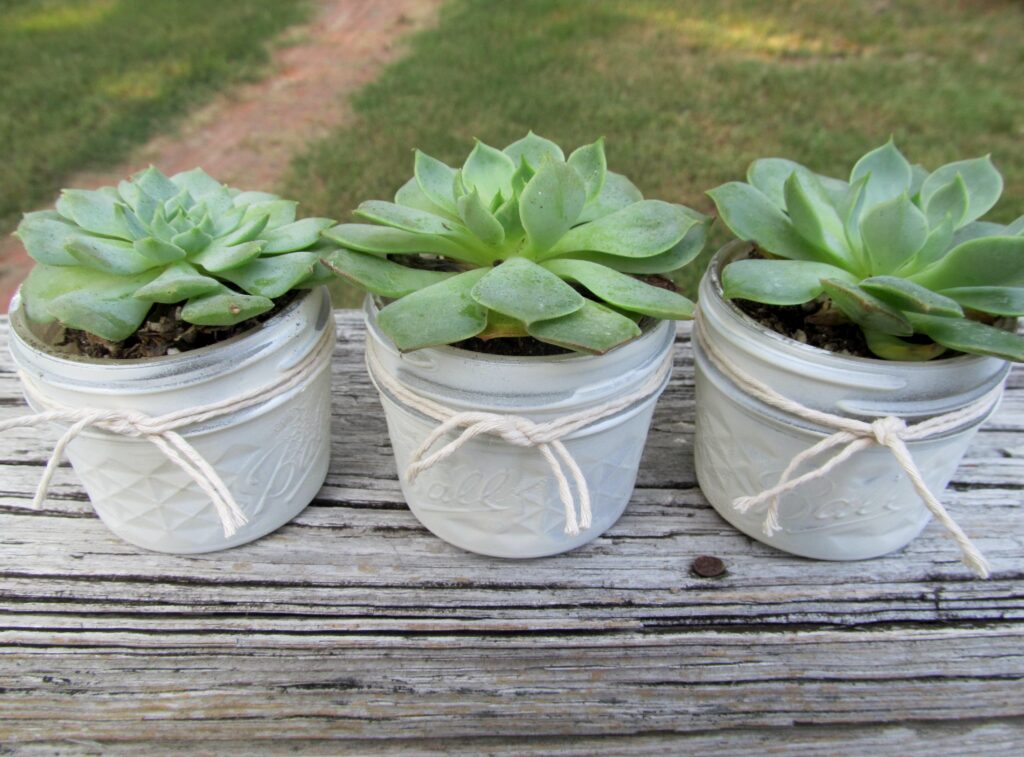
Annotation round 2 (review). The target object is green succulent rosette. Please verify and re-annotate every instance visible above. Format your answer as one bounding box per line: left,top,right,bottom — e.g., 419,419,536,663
709,140,1024,361
16,167,334,341
321,133,709,354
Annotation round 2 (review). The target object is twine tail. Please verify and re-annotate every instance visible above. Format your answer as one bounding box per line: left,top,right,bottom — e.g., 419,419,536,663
887,438,990,579
32,417,92,509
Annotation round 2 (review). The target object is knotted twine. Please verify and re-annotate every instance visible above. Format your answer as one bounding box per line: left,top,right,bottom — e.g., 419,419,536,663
2,326,334,537
693,310,1002,578
366,344,674,536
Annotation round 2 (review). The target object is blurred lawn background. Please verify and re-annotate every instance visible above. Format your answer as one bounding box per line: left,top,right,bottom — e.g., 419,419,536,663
282,0,1024,304
0,0,308,231
2,0,1023,305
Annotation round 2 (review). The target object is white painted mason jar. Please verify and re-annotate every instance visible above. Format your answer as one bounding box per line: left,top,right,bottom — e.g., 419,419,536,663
692,242,1010,561
8,287,334,554
364,298,675,558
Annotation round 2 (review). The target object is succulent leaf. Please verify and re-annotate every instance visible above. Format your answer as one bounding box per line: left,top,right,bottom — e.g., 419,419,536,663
520,161,587,254
908,312,1024,361
323,223,487,265
180,286,274,326
567,138,607,203
527,300,641,354
783,171,854,268
820,278,914,336
910,236,1024,290
471,258,584,325
321,249,453,298
920,155,1003,227
859,276,963,317
577,171,644,223
503,132,565,168
707,182,819,261
377,269,489,351
133,262,222,303
15,211,81,266
569,215,709,274
850,139,913,208
938,286,1024,316
860,193,929,274
543,259,694,319
923,173,970,229
547,200,697,259
414,151,459,215
356,200,455,235
457,189,506,246
722,259,857,305
462,140,516,204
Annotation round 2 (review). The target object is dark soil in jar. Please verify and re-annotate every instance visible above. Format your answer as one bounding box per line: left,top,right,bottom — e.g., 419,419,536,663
52,291,298,360
732,298,874,358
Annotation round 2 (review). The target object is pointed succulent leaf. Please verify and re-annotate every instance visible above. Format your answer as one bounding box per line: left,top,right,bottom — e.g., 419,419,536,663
748,158,848,209
951,220,1009,247
66,235,161,275
910,237,1024,290
414,150,459,214
938,286,1024,316
394,177,460,221
132,166,179,203
708,182,819,261
850,139,913,208
543,259,694,319
356,200,457,235
320,249,454,298
493,194,525,240
56,189,133,239
260,218,334,254
520,161,587,254
898,214,955,273
171,168,223,198
861,193,929,275
527,300,641,355
163,188,196,218
567,138,607,204
1007,216,1024,236
783,171,854,268
171,226,212,256
859,276,964,316
323,224,487,265
462,140,516,204
920,155,1003,226
503,132,565,169
222,213,270,245
118,179,159,224
180,285,273,326
568,216,709,274
907,312,1024,361
217,252,320,298
578,172,644,223
21,264,156,332
838,174,869,264
15,211,80,265
722,259,857,305
864,329,948,361
470,258,583,325
510,156,536,197
190,240,266,272
114,204,149,240
923,173,969,229
133,236,187,264
820,278,913,336
133,261,222,303
242,200,297,228
378,269,489,351
457,189,505,246
547,200,699,260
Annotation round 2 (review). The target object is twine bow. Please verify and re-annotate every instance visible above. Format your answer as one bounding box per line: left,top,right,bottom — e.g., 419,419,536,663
3,326,333,537
694,310,1002,578
366,344,673,536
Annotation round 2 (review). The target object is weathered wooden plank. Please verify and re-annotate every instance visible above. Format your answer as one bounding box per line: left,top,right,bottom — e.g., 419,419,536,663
1,312,1023,749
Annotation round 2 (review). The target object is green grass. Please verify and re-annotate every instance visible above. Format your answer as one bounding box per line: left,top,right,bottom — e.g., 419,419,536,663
282,0,1024,305
0,0,309,231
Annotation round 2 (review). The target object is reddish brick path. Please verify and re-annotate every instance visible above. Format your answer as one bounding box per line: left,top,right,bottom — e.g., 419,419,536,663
0,0,441,311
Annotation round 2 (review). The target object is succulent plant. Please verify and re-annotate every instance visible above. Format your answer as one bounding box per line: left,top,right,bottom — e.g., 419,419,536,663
708,140,1024,361
15,167,334,342
321,133,708,353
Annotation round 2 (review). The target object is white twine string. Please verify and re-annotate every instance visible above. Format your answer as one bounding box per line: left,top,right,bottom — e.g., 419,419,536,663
366,344,674,536
694,310,1002,578
2,326,334,537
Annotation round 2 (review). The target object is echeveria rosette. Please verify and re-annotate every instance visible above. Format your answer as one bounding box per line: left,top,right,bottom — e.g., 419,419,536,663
320,133,709,354
16,167,334,342
708,140,1024,361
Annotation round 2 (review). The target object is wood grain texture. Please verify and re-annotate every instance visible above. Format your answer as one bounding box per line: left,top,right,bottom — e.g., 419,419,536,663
0,313,1022,754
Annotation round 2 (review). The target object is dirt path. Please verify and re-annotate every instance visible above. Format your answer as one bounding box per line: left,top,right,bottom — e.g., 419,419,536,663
0,0,441,311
